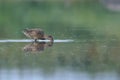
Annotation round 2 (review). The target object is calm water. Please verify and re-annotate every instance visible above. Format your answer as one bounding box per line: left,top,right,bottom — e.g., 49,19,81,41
0,37,120,80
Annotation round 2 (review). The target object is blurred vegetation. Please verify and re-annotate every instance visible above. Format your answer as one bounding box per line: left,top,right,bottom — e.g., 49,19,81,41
1,0,120,39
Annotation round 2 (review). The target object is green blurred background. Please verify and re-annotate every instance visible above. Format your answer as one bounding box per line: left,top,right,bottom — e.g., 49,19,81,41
1,0,120,76
1,0,120,39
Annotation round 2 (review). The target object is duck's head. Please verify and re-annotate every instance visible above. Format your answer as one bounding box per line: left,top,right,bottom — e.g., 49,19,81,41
47,35,54,42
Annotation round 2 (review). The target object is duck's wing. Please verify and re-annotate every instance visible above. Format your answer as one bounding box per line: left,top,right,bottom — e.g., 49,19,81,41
36,30,44,35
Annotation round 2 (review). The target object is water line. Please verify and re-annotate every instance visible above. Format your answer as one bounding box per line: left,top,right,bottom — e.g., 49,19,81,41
0,39,74,43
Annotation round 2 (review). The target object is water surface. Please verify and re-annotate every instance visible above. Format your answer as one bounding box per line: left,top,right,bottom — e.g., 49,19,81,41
0,37,120,80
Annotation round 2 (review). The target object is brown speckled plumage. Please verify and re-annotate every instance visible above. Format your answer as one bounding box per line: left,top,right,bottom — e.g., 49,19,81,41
23,28,53,42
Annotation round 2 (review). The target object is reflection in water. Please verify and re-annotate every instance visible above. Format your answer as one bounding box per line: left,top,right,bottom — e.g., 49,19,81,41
23,41,53,53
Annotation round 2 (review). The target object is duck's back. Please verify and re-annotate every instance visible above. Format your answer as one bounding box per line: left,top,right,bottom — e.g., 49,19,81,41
29,29,45,39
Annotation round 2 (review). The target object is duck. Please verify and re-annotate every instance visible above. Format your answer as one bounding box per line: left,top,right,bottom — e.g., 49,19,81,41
23,28,53,42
